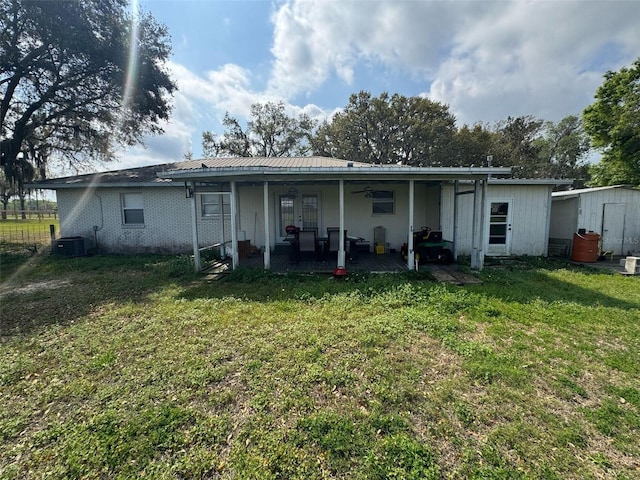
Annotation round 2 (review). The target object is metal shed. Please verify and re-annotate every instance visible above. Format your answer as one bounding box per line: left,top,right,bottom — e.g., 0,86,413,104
550,185,640,256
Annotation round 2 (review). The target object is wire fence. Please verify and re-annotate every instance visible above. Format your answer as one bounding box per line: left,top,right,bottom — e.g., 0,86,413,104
0,216,59,247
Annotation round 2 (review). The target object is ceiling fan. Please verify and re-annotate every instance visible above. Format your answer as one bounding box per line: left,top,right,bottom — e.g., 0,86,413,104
351,186,392,198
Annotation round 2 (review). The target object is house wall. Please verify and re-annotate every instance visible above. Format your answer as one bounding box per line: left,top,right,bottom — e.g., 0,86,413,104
57,180,556,258
441,183,553,256
56,187,224,254
551,188,640,255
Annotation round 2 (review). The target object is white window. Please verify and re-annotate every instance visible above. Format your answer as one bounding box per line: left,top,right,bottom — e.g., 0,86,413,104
372,191,394,215
121,193,144,225
201,193,230,217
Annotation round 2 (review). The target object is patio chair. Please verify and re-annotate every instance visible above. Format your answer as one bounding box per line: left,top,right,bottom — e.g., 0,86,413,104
298,229,320,261
327,228,347,258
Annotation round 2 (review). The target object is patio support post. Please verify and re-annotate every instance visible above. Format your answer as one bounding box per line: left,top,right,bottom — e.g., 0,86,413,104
263,181,271,269
230,181,239,270
338,179,346,268
453,180,459,260
470,179,486,270
407,180,415,270
189,180,201,272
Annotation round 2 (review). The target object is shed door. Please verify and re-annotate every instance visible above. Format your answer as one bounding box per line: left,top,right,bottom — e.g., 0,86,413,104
486,200,512,256
602,203,626,255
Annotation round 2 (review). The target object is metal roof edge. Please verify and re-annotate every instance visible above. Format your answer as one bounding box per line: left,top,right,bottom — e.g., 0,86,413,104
26,182,177,190
552,184,640,197
157,166,512,179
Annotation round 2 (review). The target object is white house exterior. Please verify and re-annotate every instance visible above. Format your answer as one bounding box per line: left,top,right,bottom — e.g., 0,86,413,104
442,179,565,257
36,157,569,271
550,186,640,256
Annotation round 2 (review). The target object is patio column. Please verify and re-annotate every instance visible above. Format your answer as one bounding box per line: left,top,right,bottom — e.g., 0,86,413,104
407,180,415,270
230,181,239,270
470,179,486,270
453,180,459,260
263,181,271,269
338,179,346,268
189,180,201,272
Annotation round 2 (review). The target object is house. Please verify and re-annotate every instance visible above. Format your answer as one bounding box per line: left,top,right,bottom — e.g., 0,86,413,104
34,156,569,271
550,185,640,256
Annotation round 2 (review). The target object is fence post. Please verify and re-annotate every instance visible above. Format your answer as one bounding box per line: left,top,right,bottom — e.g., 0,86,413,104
50,224,56,254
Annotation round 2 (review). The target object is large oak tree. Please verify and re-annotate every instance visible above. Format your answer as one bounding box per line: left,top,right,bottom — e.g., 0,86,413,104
312,92,456,166
0,0,176,182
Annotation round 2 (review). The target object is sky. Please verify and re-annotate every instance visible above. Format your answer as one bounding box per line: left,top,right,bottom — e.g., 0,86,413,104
105,0,640,172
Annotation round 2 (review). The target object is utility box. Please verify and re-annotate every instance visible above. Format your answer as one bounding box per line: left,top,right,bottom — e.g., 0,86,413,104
624,256,640,275
52,237,87,257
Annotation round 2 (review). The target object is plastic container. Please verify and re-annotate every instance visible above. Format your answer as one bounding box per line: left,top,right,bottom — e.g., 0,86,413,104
571,232,599,262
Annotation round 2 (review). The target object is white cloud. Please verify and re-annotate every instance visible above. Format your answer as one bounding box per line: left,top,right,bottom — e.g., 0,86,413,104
110,0,640,171
268,0,640,125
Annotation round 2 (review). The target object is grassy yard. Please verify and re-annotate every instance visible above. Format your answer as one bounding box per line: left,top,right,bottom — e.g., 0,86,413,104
1,252,639,479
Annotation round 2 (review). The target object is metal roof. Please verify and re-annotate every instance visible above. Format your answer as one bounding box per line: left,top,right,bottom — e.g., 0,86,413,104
30,156,514,189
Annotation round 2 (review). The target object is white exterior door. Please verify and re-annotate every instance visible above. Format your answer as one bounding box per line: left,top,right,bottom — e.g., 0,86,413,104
277,193,320,241
486,199,513,256
601,203,626,255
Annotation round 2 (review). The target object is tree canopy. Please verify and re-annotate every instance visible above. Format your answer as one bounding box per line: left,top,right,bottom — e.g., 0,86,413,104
0,0,176,182
583,58,640,186
199,91,591,185
202,102,316,157
312,92,456,166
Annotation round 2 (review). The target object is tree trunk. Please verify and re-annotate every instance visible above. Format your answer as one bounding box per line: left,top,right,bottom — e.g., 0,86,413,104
19,194,26,219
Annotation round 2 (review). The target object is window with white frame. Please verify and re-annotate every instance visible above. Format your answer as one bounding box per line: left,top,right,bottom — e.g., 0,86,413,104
121,193,144,225
372,191,394,214
201,193,230,217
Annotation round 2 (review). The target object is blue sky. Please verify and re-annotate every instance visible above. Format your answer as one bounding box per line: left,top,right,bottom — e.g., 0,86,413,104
101,0,640,172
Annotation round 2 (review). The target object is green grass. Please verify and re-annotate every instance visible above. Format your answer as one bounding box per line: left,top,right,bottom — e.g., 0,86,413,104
1,254,639,479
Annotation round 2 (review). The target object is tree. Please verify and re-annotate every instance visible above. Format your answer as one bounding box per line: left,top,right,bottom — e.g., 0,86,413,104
583,58,640,186
312,92,456,166
202,102,316,157
450,123,497,167
0,169,16,219
491,116,545,177
0,0,176,182
534,115,590,183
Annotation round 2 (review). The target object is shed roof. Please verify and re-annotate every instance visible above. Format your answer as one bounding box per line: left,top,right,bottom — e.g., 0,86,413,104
552,185,640,198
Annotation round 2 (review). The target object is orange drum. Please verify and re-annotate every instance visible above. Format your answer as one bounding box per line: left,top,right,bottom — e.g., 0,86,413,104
571,232,600,262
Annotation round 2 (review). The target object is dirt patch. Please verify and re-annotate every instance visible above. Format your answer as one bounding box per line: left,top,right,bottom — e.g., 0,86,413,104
0,279,72,300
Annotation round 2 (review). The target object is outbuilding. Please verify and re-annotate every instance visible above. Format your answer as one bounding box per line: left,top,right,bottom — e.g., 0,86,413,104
550,185,640,256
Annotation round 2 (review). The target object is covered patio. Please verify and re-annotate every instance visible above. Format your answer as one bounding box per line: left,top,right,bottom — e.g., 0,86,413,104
157,157,511,273
238,249,409,273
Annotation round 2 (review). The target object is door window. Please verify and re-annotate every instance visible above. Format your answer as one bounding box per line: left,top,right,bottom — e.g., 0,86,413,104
302,195,318,230
489,202,509,245
279,196,295,237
